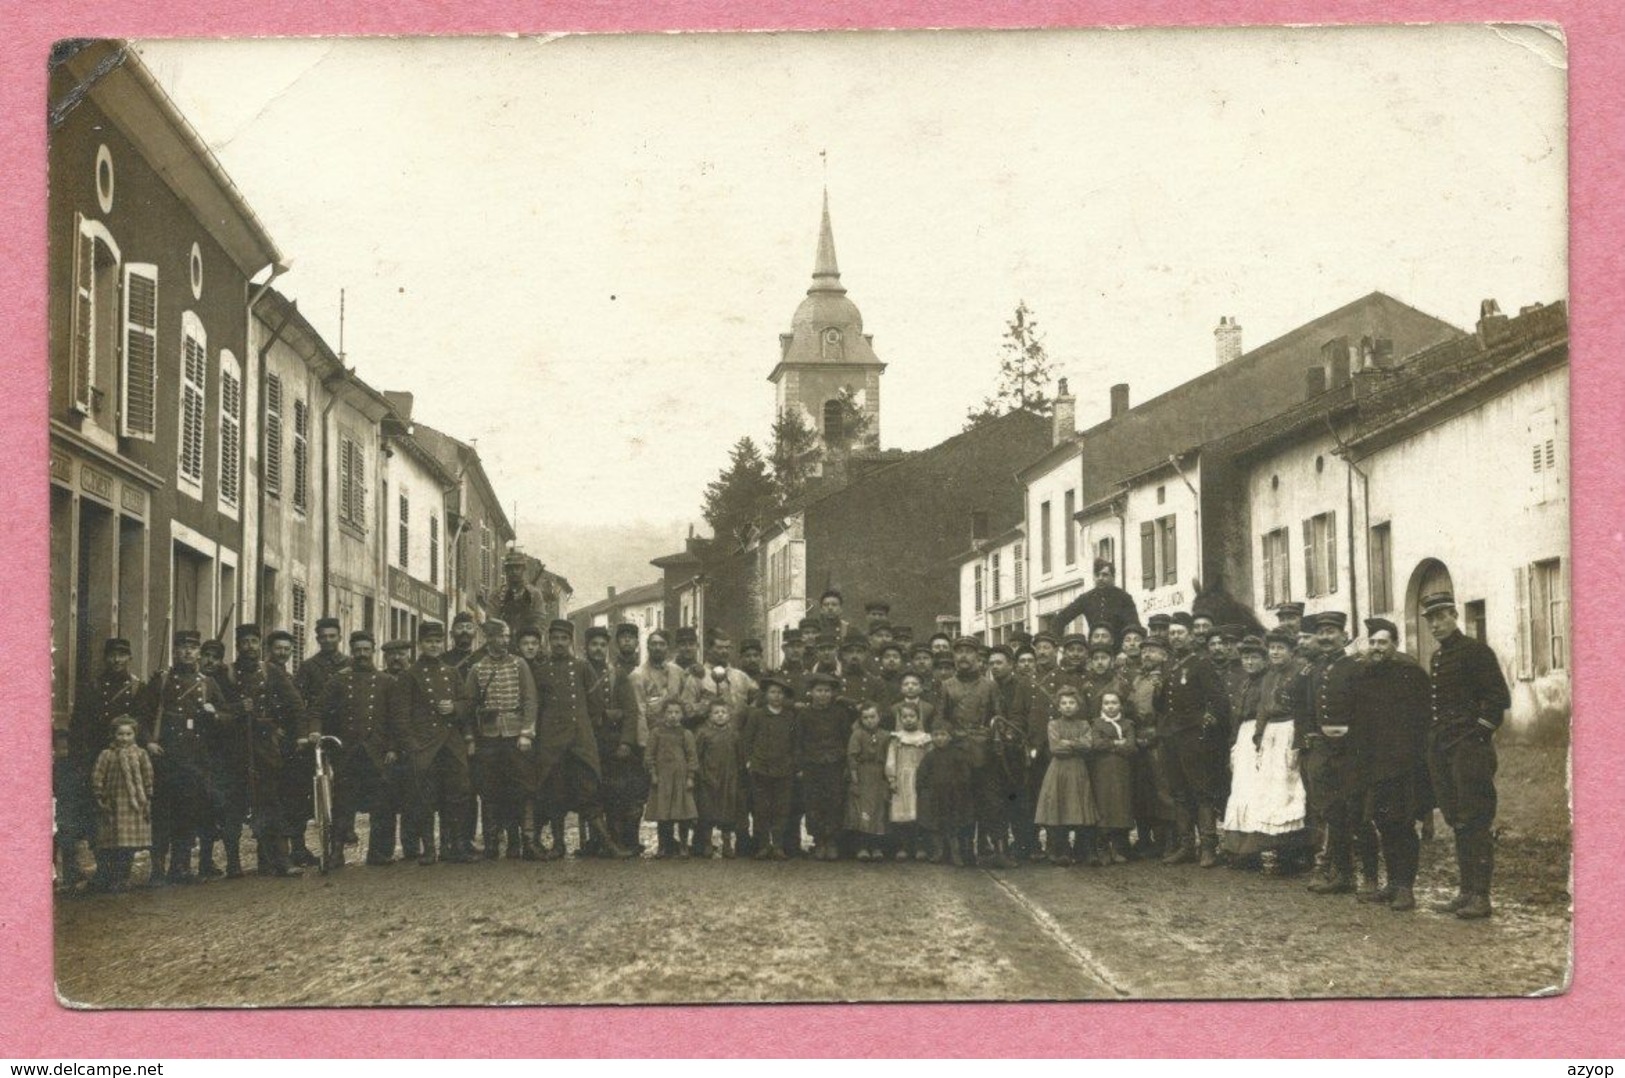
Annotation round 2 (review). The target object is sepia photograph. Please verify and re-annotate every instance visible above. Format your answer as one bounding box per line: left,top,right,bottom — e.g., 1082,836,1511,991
46,25,1570,1007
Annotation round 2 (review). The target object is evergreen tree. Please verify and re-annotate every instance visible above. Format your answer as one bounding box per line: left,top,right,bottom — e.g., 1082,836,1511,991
830,385,875,453
769,407,820,507
702,436,775,549
965,300,1058,430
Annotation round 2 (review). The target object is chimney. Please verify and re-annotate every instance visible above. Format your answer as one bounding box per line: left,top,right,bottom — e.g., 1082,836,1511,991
607,585,616,600
1370,337,1394,369
1109,383,1130,418
1052,377,1076,446
1214,316,1243,366
1477,298,1511,345
1322,337,1351,390
1305,365,1327,399
971,509,990,543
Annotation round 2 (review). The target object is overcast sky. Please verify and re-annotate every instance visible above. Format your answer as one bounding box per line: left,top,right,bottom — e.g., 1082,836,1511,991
135,26,1566,544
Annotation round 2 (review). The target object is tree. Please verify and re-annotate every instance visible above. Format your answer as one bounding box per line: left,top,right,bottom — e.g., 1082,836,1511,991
702,436,775,549
964,300,1058,430
829,385,875,453
769,407,819,507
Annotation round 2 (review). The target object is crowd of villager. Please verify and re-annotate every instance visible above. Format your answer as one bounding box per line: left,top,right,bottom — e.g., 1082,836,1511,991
57,553,1511,921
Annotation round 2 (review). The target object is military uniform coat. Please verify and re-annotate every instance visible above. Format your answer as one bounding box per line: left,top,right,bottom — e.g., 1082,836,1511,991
531,654,603,779
387,656,470,772
319,665,397,769
294,649,349,710
70,668,144,759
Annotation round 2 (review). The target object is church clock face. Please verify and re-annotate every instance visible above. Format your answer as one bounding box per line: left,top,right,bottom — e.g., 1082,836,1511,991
822,327,843,360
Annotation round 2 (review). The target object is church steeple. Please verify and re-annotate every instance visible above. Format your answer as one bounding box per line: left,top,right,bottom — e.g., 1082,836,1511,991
810,187,845,295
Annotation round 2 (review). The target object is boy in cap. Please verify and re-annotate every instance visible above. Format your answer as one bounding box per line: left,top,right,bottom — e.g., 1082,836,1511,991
795,672,853,860
741,675,798,859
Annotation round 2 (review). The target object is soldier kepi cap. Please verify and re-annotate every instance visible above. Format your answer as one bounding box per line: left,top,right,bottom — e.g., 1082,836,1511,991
349,630,375,646
841,632,869,651
1219,623,1246,643
1239,634,1267,656
1147,614,1171,631
483,618,511,637
1087,641,1115,657
548,619,575,636
1168,612,1195,628
1093,557,1115,573
1275,602,1305,620
381,639,414,653
1032,631,1058,647
266,629,294,646
806,671,841,688
174,629,202,647
104,637,132,655
1264,628,1297,649
418,621,446,642
1060,633,1089,648
1420,591,1458,616
1365,617,1400,640
315,616,341,632
740,639,763,655
452,611,477,628
989,644,1015,661
675,626,698,645
1142,632,1170,651
615,622,640,639
864,600,890,614
200,639,225,658
234,623,261,641
1315,611,1349,630
820,588,843,603
584,625,610,642
952,635,981,652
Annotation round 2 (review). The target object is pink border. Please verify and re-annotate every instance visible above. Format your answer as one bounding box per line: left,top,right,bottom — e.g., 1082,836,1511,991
5,1,1619,1059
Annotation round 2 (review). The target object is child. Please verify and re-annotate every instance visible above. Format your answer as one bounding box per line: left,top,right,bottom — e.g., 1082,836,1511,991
888,672,937,733
918,727,970,864
695,700,744,858
1033,687,1097,866
91,716,154,893
53,728,95,893
885,702,933,860
645,700,698,857
1088,691,1137,864
795,672,851,862
845,704,890,859
741,676,798,860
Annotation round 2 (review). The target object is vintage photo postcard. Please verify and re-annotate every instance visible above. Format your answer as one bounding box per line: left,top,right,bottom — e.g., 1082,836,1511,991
47,25,1569,1007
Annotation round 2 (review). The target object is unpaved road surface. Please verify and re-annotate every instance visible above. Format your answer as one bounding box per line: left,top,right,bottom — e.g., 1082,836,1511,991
55,829,1569,1007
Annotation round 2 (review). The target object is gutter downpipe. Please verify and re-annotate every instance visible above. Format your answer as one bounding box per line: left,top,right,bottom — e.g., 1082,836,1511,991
1326,414,1365,634
248,265,290,626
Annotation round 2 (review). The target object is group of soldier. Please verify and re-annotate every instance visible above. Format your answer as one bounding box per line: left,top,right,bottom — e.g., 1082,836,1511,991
58,553,1512,921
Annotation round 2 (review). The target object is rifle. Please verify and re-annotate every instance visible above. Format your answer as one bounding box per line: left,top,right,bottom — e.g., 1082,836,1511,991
215,602,237,646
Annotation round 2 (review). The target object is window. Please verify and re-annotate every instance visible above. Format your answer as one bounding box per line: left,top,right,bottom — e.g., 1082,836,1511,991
119,262,158,440
429,514,440,586
1302,511,1338,597
398,493,410,569
177,313,207,493
1140,515,1179,589
992,552,1002,604
338,433,366,529
218,352,242,510
480,525,492,592
264,374,284,496
1063,490,1077,565
1369,522,1393,615
1040,501,1052,574
1465,599,1487,643
292,397,310,513
973,563,984,613
69,215,121,420
1517,558,1565,678
1262,527,1292,609
822,399,844,445
290,582,307,673
1013,542,1025,597
1529,407,1563,505
1096,536,1114,568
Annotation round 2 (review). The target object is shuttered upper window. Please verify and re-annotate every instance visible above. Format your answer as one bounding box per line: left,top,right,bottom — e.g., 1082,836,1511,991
264,374,283,497
1261,527,1292,609
69,214,121,422
1302,511,1338,597
338,432,366,529
292,397,310,513
177,312,207,494
218,350,242,511
119,262,157,440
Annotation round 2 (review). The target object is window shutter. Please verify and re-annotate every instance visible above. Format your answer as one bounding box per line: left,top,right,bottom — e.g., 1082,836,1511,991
1513,564,1532,680
1162,516,1178,585
1140,522,1156,589
120,263,158,439
264,375,283,495
1261,535,1275,608
219,365,241,506
974,564,984,612
179,327,207,484
1014,542,1025,597
71,219,94,414
351,440,366,527
338,437,353,524
1301,519,1316,596
292,399,310,511
1326,511,1338,594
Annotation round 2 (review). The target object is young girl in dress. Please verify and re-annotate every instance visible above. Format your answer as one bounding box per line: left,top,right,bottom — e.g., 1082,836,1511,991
845,703,890,860
1034,686,1097,866
91,716,154,893
885,702,933,861
645,700,698,857
695,700,744,859
1088,691,1137,865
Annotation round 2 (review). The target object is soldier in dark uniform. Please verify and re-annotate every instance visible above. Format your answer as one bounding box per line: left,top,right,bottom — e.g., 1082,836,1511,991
70,638,143,763
387,621,477,865
224,624,308,876
533,619,630,859
442,612,483,854
444,612,482,675
872,641,908,723
294,617,348,710
988,644,1040,863
738,638,765,681
133,629,229,884
613,623,642,679
319,631,400,867
1422,591,1512,920
495,549,550,635
1155,612,1231,867
936,636,1005,867
379,639,422,861
837,633,887,711
259,629,317,867
194,638,237,878
583,624,642,856
1350,618,1432,911
1051,559,1142,642
1302,612,1378,896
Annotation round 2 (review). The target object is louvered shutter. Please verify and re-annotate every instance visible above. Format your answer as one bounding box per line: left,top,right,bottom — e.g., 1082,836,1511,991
71,221,94,413
120,263,158,439
1140,522,1156,589
264,376,283,495
1302,519,1316,596
220,364,241,506
1261,535,1275,608
179,327,207,484
351,439,366,527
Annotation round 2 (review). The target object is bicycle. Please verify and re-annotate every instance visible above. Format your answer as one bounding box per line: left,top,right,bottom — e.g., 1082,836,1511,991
312,734,345,874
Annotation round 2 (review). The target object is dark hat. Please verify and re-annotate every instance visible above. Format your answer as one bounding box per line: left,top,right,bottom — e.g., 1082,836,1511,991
952,635,981,651
841,632,869,651
1147,613,1171,630
869,621,893,635
1120,624,1146,640
614,622,640,639
820,587,843,603
516,624,543,641
1238,634,1267,656
1274,602,1305,620
989,644,1015,661
1364,617,1400,640
878,640,905,657
758,675,795,698
103,637,132,655
1314,611,1349,631
1264,628,1298,649
1014,644,1036,660
349,630,375,646
1218,624,1246,643
1009,630,1034,647
381,639,415,653
199,639,225,658
933,656,956,669
1060,633,1089,649
892,625,914,642
815,632,840,648
549,619,576,636
1093,557,1115,574
1420,591,1458,616
1168,612,1195,628
234,623,261,640
929,631,953,646
864,600,891,615
503,547,528,566
909,642,933,657
798,616,822,633
782,628,802,644
315,616,341,633
1142,632,1170,651
481,618,510,637
1032,631,1058,647
806,671,841,689
584,625,610,642
1088,641,1116,657
674,626,698,645
646,628,670,645
740,638,763,654
266,629,294,646
419,621,446,641
451,611,478,627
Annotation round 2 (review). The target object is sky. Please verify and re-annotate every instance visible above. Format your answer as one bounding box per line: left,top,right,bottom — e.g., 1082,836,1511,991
134,26,1566,553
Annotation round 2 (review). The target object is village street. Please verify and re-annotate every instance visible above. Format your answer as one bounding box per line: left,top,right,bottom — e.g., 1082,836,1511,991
55,747,1569,1008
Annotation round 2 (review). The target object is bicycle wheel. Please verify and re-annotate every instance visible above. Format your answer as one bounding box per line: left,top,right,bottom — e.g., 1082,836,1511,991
314,768,335,874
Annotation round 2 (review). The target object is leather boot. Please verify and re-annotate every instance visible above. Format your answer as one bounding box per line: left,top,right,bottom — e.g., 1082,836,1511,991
1198,834,1219,869
1432,832,1472,912
1162,808,1195,865
546,817,569,860
590,814,633,859
197,841,223,879
1456,833,1494,919
1356,875,1392,903
166,842,196,884
1307,869,1353,894
1389,886,1417,911
505,826,524,859
721,831,735,859
269,838,303,877
224,837,244,879
1196,806,1219,868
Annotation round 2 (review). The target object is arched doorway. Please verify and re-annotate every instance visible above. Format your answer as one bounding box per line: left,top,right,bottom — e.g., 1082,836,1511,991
1405,558,1454,666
